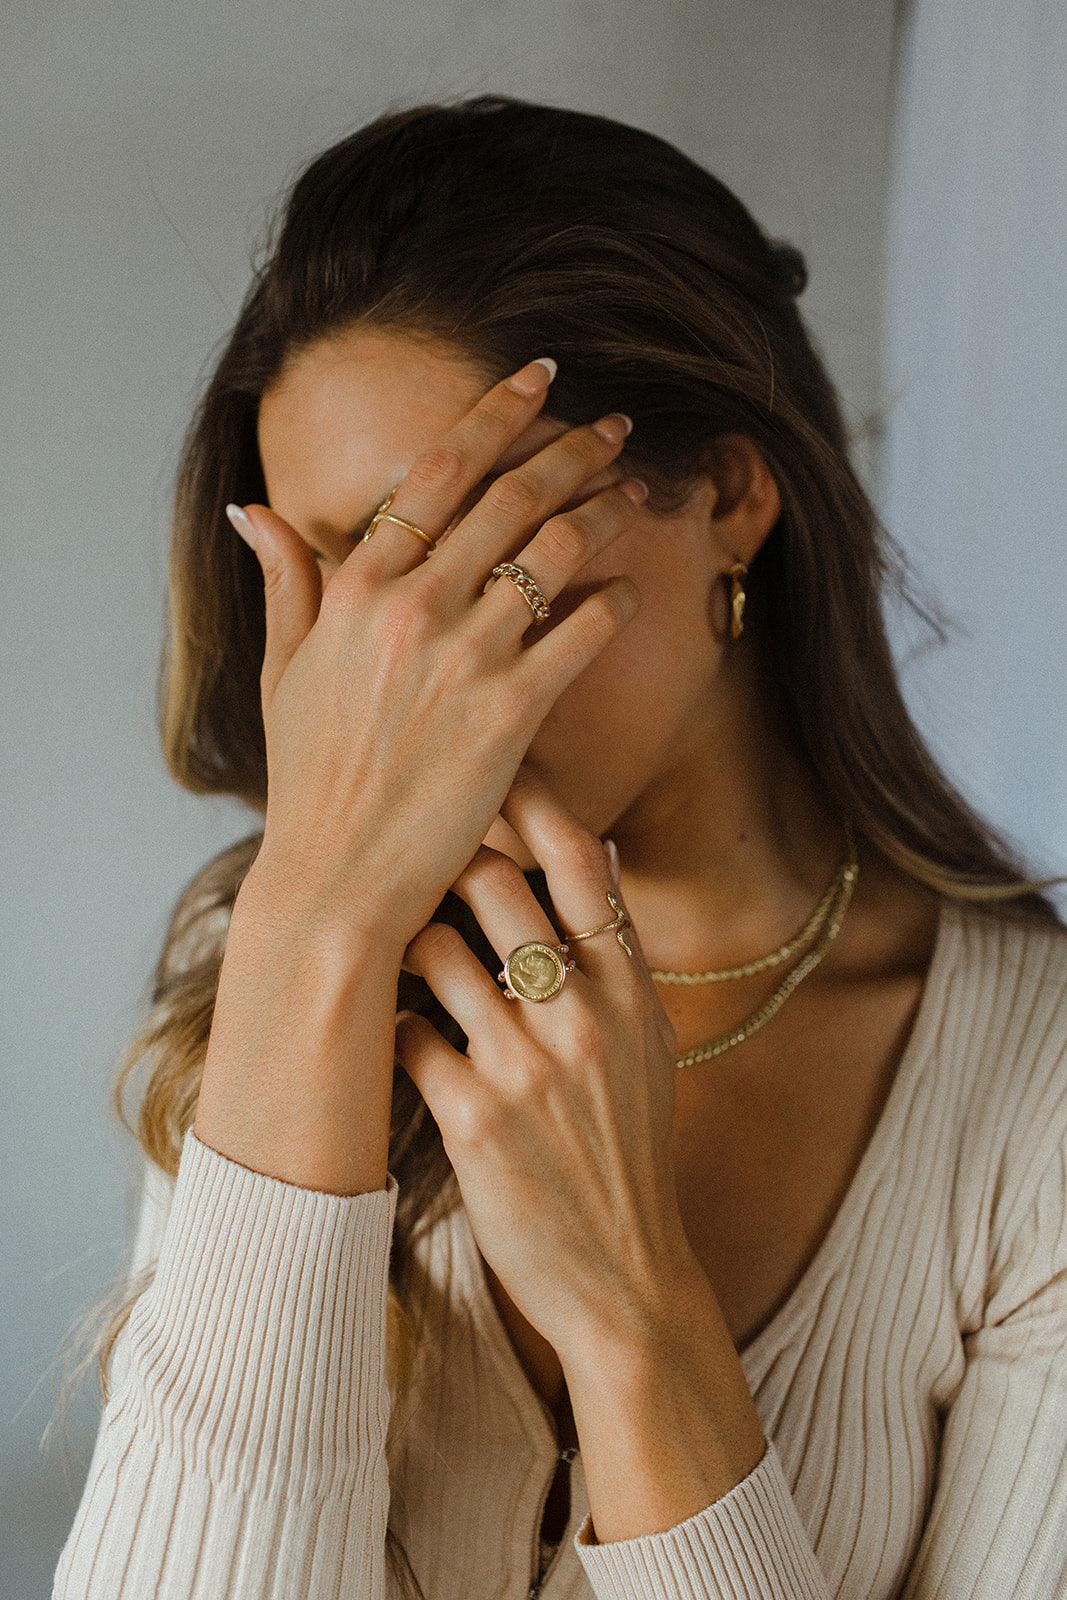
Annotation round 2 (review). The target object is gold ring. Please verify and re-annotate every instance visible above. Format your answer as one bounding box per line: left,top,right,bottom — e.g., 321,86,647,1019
496,891,634,1002
498,941,576,1002
568,891,633,957
491,562,551,623
363,489,436,549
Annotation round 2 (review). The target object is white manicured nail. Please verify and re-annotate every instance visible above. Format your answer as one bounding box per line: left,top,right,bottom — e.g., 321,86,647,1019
225,503,256,548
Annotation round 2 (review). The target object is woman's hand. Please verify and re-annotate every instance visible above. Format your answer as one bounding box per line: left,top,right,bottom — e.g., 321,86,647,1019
394,763,700,1366
396,765,768,1538
232,359,648,960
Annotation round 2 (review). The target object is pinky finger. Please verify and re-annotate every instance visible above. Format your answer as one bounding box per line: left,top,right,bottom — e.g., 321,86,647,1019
394,1011,475,1133
515,576,642,704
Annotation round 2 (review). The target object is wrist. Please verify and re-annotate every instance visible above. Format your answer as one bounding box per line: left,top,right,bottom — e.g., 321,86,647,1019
196,863,407,1196
236,847,411,967
560,1262,766,1543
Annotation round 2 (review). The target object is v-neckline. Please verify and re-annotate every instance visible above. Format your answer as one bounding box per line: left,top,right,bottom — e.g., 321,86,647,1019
735,894,959,1370
453,896,961,1430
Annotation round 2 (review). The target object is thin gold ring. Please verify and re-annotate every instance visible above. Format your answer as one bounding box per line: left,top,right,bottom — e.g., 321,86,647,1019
567,891,633,957
363,489,436,549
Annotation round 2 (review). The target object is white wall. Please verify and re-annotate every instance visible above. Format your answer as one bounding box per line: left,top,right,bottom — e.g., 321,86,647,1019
882,0,1067,899
1,1,898,1589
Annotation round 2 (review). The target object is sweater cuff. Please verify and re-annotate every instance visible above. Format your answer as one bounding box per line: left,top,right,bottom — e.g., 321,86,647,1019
115,1129,399,1502
573,1439,830,1600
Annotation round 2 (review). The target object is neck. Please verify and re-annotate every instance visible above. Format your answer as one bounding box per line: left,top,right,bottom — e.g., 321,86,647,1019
606,678,845,975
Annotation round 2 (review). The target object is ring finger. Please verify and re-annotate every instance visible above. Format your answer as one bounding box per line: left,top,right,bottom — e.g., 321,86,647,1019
444,846,595,1009
473,473,649,641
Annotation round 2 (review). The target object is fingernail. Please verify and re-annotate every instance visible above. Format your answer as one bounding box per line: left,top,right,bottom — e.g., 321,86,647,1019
604,838,621,886
620,478,649,506
226,503,257,548
592,413,633,444
506,357,557,396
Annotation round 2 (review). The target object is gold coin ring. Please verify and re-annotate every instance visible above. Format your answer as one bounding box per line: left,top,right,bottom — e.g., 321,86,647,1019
498,942,575,1002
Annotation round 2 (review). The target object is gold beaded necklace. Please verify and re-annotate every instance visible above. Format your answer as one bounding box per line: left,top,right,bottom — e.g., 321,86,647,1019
650,829,859,1069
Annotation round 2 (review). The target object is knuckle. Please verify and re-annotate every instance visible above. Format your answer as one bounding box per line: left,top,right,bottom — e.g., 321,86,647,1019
405,445,466,498
409,920,462,967
569,832,611,881
450,1091,489,1146
569,428,617,472
461,846,521,893
483,473,540,522
538,512,594,569
468,393,519,437
507,1054,554,1100
408,561,452,614
571,590,623,646
370,597,427,656
259,558,287,603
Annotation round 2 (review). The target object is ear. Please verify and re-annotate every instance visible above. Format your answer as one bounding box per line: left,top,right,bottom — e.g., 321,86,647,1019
701,434,782,566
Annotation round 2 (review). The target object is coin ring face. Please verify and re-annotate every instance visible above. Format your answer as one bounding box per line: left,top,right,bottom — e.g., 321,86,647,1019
504,943,566,1001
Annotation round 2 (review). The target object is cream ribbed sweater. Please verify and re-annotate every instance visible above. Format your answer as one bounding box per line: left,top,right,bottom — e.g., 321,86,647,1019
55,900,1067,1599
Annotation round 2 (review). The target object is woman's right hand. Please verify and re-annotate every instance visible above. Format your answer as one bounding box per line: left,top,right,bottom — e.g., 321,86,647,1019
195,359,645,1192
232,359,647,963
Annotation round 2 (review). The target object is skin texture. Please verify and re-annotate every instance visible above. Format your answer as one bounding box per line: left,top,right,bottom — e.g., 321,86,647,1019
200,325,941,1544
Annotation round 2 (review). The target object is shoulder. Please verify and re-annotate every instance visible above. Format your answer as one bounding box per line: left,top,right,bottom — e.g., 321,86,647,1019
943,900,1067,1100
936,902,1067,1308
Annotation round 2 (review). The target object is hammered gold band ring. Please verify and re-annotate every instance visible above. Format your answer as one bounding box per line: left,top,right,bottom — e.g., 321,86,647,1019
497,893,634,1002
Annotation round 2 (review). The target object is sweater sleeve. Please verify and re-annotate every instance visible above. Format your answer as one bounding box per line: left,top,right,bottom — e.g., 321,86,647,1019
572,1440,831,1600
53,1131,399,1600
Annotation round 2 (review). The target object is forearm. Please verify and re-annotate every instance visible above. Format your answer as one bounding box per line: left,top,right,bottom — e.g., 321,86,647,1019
195,858,406,1195
55,1134,398,1599
562,1261,767,1546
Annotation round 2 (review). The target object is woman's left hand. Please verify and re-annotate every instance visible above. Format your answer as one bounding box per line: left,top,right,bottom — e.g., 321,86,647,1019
395,764,698,1368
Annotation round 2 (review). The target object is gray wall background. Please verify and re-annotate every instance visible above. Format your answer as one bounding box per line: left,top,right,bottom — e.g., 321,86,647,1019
2,2,901,1591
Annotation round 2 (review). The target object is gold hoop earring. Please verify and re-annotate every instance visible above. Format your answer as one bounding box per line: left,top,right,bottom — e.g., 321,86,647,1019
728,560,748,638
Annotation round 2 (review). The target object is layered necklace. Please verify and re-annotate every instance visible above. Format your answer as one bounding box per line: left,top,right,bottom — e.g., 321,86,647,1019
650,828,859,1068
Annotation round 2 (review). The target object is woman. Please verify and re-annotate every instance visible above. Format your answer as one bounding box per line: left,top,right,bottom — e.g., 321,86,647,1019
56,98,1067,1599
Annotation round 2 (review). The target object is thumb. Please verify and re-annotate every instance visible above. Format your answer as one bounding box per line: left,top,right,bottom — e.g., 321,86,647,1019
226,503,322,706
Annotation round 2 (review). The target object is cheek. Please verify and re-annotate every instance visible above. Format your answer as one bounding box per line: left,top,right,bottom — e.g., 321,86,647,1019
529,593,714,766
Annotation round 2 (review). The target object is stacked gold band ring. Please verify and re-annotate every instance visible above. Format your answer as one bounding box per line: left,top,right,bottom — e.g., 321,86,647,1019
497,893,633,1002
360,490,551,623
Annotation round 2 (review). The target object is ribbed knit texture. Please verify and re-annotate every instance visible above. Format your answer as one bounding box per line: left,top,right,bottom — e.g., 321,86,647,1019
55,902,1067,1599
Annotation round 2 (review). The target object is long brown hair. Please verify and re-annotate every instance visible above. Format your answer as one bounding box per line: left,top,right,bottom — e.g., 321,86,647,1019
95,95,1058,1590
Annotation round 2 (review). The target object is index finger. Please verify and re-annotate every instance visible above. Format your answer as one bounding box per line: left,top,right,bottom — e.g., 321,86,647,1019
355,357,559,577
